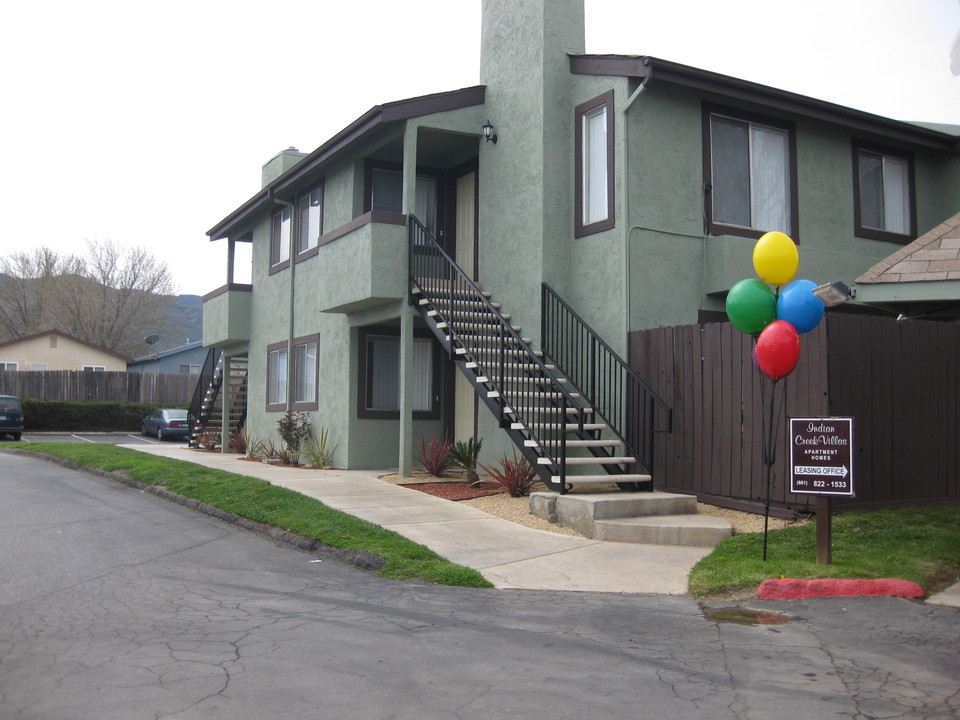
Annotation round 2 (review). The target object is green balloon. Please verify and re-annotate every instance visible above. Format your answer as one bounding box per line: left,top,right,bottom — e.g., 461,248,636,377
726,278,776,334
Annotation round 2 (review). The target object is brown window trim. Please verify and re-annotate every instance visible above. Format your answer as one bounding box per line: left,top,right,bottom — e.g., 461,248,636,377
356,325,441,421
269,206,292,274
851,139,916,244
265,340,288,412
295,181,325,260
702,102,800,242
575,90,616,238
291,333,320,412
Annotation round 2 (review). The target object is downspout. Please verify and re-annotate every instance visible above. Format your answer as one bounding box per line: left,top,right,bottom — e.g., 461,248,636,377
270,190,297,410
621,67,652,346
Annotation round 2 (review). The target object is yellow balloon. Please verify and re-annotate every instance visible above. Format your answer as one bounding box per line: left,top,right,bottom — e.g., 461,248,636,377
753,231,798,287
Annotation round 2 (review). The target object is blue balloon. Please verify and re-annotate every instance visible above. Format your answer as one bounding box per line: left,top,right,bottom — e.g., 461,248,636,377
776,279,825,334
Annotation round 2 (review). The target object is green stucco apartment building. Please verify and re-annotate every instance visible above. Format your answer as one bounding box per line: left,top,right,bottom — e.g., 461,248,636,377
202,0,960,484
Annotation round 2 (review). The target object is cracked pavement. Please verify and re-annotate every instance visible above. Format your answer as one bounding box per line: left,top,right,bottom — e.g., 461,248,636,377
1,451,957,720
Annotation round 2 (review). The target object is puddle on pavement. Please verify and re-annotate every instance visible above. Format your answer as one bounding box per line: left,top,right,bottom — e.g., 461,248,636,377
704,607,794,625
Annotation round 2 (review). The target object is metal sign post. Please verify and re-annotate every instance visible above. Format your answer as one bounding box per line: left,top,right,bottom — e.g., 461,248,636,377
790,417,855,564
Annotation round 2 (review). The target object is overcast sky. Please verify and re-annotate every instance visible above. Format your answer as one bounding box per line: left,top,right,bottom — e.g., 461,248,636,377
2,0,957,297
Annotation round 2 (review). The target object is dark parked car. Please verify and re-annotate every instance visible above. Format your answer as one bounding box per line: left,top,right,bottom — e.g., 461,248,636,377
0,395,24,441
140,408,191,441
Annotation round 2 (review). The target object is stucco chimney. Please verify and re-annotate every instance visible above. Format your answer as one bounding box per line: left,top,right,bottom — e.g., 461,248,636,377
261,146,308,189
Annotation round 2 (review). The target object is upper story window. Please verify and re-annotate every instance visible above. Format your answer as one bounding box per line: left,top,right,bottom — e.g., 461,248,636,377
297,185,324,255
365,161,440,237
292,334,319,411
270,206,291,269
575,90,615,237
266,341,288,411
704,105,798,240
853,141,915,243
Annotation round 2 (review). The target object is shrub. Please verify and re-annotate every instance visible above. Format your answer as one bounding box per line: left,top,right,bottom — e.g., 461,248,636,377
229,427,247,454
479,452,540,497
276,411,311,464
448,437,483,485
415,433,454,477
21,399,172,432
303,427,337,468
196,429,221,451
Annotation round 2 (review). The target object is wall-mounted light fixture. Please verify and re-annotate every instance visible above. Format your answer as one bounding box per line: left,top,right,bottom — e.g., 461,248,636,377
482,120,497,144
813,281,855,307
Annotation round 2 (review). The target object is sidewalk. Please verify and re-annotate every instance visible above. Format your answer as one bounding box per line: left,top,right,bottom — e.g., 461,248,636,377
122,444,711,594
121,445,960,604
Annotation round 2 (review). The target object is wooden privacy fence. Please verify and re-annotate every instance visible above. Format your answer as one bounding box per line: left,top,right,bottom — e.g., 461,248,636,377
0,370,198,406
629,314,960,513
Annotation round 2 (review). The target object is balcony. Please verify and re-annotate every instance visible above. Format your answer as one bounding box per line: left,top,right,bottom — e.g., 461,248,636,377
315,212,406,314
202,284,252,349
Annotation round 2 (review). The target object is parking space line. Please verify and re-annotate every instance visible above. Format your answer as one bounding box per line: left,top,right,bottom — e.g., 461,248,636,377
130,434,159,444
70,434,96,443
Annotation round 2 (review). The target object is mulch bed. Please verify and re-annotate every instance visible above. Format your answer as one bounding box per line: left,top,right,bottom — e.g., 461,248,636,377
400,481,504,501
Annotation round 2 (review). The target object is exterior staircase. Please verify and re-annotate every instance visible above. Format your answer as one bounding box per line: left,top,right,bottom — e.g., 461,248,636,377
188,349,248,447
409,216,731,545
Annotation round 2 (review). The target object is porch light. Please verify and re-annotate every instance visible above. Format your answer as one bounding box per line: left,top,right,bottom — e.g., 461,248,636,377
482,120,497,144
813,281,854,307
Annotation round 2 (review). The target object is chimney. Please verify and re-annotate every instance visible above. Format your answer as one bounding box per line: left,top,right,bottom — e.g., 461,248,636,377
261,146,308,189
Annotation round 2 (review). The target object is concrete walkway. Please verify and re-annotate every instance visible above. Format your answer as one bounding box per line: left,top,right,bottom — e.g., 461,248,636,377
120,445,960,605
121,445,712,595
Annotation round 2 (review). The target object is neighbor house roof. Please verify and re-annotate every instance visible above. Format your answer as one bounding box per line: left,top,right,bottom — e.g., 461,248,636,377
0,329,133,362
130,341,204,365
857,213,960,285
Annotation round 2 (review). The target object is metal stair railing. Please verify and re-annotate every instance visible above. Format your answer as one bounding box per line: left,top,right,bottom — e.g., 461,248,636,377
188,346,222,447
409,216,583,491
541,283,672,475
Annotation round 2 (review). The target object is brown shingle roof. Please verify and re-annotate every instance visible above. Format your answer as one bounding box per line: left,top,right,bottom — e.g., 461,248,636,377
856,213,960,284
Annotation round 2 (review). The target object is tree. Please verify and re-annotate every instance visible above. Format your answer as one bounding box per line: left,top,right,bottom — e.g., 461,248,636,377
0,240,178,357
0,247,64,340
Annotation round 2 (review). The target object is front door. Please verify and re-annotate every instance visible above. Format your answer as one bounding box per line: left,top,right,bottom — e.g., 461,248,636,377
453,170,477,444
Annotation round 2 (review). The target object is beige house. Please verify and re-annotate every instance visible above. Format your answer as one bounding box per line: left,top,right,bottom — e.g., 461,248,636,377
0,330,131,372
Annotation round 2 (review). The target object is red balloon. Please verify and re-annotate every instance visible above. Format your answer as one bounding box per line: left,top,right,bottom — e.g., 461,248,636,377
755,320,800,380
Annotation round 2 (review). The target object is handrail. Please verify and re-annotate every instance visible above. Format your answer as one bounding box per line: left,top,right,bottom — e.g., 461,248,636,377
188,346,222,447
409,217,583,490
541,283,672,474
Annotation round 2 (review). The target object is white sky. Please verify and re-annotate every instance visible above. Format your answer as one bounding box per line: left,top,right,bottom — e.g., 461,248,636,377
2,0,958,296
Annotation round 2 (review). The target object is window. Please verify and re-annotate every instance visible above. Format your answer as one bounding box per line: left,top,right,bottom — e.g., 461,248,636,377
853,141,915,242
0,362,18,371
266,341,288,411
704,105,797,240
365,162,440,236
297,185,324,255
179,364,201,374
357,326,439,419
82,365,106,372
292,335,319,410
29,363,47,371
575,91,615,237
270,206,291,269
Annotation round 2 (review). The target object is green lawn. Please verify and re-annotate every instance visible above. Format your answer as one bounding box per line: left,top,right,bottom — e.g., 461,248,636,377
689,504,960,597
11,443,493,589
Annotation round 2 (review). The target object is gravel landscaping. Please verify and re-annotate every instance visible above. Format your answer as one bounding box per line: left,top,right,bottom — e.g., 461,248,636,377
379,472,806,537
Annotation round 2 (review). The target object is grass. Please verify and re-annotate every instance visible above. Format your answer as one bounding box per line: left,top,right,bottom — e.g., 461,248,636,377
12,443,493,589
689,504,960,598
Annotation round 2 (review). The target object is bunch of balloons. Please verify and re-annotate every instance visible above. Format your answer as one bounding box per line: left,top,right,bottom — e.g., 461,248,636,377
725,231,825,381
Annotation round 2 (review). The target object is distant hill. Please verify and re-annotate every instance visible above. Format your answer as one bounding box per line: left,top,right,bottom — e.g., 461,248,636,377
160,294,203,350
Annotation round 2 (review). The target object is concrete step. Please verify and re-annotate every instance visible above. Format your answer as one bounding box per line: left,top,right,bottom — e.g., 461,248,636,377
526,439,619,449
593,515,733,547
528,491,731,547
537,455,634,465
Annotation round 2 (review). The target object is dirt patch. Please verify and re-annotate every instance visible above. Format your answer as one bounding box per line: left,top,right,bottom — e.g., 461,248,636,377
400,481,504,501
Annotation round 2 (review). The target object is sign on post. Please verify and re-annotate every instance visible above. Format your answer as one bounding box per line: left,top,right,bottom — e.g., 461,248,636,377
790,417,855,496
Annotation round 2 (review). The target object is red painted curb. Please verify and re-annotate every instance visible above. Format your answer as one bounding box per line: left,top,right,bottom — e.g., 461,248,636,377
758,578,925,600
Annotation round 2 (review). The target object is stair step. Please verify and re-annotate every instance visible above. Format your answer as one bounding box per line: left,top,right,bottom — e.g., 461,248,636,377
550,474,652,484
488,391,579,400
420,298,501,310
593,515,733,546
469,348,542,358
429,310,510,322
450,335,531,346
413,282,488,295
537,455,634,465
514,422,608,431
505,406,592,415
526,439,620,448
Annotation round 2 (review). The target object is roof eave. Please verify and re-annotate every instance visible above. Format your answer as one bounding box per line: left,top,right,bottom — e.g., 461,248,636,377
570,55,959,152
